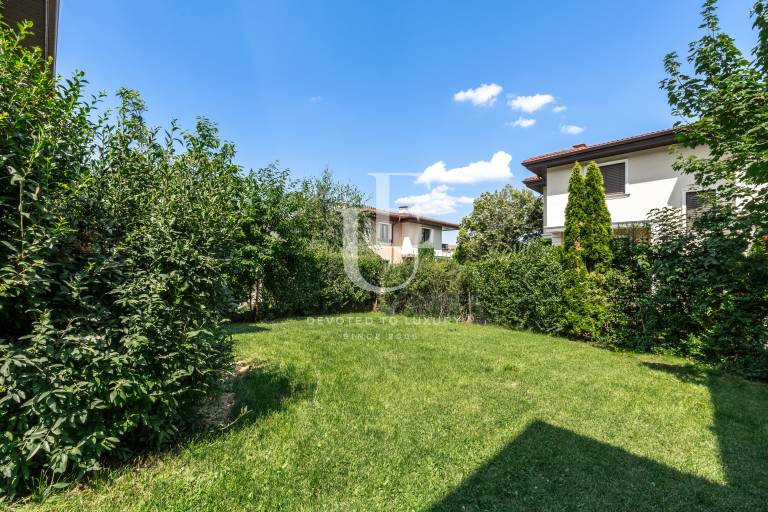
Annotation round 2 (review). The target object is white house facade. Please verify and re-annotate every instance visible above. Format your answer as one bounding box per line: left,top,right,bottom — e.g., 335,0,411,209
522,128,708,245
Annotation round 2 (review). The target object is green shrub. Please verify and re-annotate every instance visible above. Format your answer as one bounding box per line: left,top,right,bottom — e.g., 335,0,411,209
607,234,653,348
314,245,384,314
0,23,236,496
231,167,376,321
562,266,624,343
381,257,467,318
582,162,613,271
259,244,384,318
466,241,565,333
645,205,768,378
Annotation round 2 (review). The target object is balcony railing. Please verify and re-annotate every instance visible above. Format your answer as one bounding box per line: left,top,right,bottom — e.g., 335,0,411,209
400,247,453,259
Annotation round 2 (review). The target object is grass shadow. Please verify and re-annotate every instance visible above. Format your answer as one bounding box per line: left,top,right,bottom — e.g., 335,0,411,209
642,361,768,503
428,420,737,511
429,362,768,511
224,361,315,432
641,360,712,384
226,323,271,335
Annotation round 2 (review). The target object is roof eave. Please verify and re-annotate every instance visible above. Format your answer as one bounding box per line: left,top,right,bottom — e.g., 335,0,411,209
364,207,459,230
522,129,679,175
523,181,545,194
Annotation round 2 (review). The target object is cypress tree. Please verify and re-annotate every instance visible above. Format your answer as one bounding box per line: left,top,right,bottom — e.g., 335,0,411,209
582,161,613,270
563,162,586,264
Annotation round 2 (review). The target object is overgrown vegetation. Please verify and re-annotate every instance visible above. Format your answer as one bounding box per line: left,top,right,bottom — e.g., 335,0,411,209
0,21,238,496
651,0,768,375
0,19,375,497
381,257,467,318
231,167,382,321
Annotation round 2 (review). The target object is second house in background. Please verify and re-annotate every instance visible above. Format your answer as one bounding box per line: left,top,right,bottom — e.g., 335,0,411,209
366,206,459,263
522,128,708,245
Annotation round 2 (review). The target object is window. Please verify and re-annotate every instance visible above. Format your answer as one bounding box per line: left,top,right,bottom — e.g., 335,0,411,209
599,162,626,195
421,228,431,243
377,222,391,243
685,191,702,228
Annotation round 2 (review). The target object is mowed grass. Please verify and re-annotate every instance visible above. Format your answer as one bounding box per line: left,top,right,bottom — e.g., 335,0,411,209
23,314,768,511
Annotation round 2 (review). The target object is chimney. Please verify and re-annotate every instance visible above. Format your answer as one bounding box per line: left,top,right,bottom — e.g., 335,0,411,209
398,205,410,213
573,143,587,149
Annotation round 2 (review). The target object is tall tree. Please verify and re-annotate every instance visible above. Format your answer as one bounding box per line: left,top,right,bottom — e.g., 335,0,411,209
233,165,305,320
582,161,613,270
563,162,586,263
661,0,767,241
297,168,366,249
455,185,542,262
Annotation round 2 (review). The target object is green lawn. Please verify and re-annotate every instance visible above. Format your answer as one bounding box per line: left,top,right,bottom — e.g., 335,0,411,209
24,314,768,511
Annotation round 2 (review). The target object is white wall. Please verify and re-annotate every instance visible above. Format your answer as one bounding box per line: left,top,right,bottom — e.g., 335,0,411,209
544,145,708,229
370,222,446,262
401,222,442,249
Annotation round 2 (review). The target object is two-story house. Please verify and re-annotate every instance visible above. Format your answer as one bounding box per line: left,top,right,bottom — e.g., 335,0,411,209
365,206,459,263
522,128,708,245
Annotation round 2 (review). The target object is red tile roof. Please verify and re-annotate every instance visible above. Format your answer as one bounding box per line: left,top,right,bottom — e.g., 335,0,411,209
521,175,545,193
522,128,678,170
364,207,460,230
521,127,682,193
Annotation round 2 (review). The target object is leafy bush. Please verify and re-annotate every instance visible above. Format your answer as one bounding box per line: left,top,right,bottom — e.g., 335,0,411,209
230,166,377,321
644,205,768,378
455,185,542,262
606,234,653,348
381,257,467,318
0,23,236,496
259,244,384,319
653,0,768,378
466,242,565,333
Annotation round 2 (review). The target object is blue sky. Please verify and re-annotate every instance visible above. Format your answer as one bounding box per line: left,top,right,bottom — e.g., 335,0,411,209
56,0,757,240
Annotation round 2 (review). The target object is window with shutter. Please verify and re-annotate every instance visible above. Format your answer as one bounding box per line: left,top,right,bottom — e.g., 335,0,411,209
685,191,701,210
377,223,391,243
600,162,626,195
685,191,702,228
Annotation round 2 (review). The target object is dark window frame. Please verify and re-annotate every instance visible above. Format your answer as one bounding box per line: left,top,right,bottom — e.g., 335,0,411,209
685,189,712,228
598,161,627,196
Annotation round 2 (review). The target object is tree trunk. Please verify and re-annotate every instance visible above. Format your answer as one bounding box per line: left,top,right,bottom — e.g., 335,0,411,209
252,279,261,322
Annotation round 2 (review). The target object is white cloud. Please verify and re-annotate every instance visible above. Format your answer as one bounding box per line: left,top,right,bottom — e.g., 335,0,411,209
561,124,585,135
553,105,567,113
309,96,323,103
415,151,513,186
395,185,474,215
507,117,536,128
453,83,503,107
507,93,555,113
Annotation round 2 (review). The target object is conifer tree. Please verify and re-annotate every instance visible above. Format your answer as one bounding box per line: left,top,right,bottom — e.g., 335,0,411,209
582,161,613,270
563,162,586,263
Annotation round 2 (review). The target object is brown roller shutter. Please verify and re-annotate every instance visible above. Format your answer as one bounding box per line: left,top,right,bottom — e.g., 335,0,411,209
600,162,626,195
685,191,701,210
686,191,701,228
